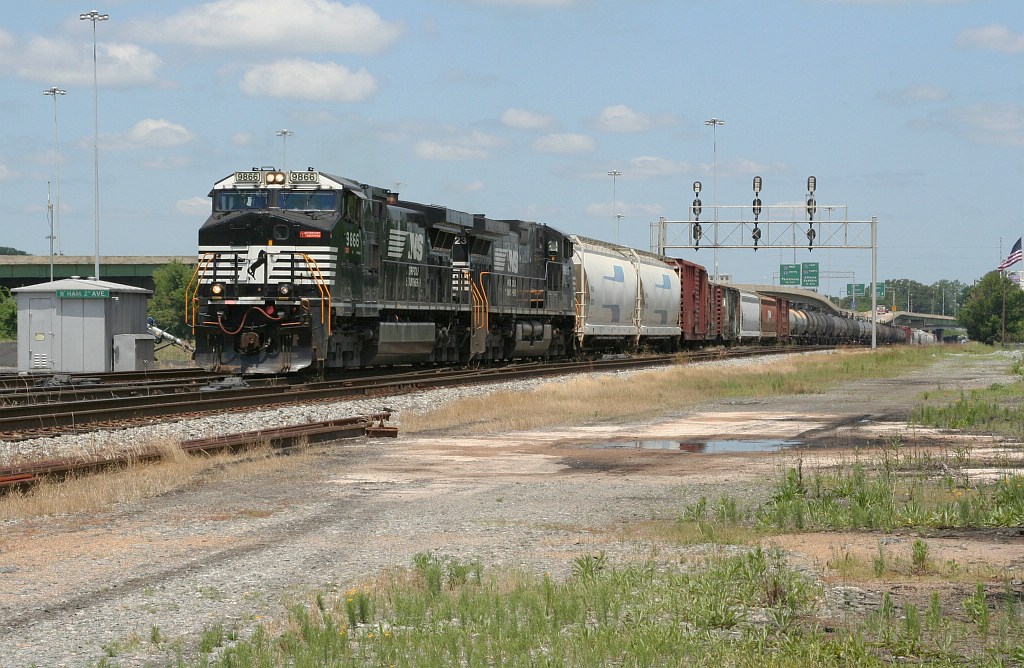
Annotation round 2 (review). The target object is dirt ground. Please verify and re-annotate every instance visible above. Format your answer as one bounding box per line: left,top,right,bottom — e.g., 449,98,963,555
0,351,1022,667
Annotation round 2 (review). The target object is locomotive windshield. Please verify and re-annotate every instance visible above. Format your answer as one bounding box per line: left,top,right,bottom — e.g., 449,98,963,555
213,190,338,213
279,191,338,211
215,192,268,211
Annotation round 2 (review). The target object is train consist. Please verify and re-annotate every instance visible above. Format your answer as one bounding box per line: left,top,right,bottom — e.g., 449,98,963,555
186,167,931,374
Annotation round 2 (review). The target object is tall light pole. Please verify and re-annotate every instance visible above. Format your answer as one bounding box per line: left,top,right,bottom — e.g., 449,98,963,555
700,118,724,278
276,129,294,171
704,118,724,279
607,169,622,243
80,9,108,280
43,87,66,258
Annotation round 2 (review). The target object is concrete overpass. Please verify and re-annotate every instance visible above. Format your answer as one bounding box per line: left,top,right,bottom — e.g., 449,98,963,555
876,311,964,342
731,284,843,315
0,255,195,292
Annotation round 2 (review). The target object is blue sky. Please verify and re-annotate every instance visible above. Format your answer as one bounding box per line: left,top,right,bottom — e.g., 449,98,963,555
2,0,1022,294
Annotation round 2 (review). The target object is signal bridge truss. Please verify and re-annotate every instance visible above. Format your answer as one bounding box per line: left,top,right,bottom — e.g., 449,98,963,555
650,204,883,348
650,204,877,254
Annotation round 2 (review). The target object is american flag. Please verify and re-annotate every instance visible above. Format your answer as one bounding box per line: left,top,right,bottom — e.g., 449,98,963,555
999,237,1023,271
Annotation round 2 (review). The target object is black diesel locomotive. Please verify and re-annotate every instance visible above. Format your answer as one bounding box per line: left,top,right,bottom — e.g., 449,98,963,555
187,168,576,374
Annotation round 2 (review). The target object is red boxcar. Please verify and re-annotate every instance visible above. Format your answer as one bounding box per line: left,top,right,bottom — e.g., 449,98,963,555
669,259,713,343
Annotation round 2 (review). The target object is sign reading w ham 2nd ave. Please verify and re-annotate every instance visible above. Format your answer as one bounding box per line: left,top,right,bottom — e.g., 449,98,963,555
56,289,110,299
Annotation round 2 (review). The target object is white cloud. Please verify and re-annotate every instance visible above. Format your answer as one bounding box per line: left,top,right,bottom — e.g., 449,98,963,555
624,156,692,178
232,132,253,147
239,60,377,102
415,131,504,161
109,119,197,150
128,0,403,55
594,105,677,133
501,108,555,130
532,133,596,154
15,37,161,87
956,24,1024,54
175,196,212,217
0,164,16,181
954,104,1024,146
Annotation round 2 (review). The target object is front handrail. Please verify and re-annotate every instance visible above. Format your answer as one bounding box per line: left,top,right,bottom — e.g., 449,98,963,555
185,253,217,332
301,253,333,336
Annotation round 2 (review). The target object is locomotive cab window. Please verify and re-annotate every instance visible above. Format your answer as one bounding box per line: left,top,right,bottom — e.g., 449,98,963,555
215,191,268,212
278,191,338,211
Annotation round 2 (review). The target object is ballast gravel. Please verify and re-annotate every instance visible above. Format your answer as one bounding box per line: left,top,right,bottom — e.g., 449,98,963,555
0,353,773,467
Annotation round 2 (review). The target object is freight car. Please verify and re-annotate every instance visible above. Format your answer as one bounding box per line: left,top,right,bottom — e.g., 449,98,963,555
186,167,931,375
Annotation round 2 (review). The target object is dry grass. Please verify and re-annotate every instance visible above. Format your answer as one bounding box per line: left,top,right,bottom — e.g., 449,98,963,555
402,348,937,435
0,438,315,521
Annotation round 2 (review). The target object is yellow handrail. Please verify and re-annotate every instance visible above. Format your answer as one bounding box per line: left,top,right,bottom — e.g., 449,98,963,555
301,253,332,337
185,253,217,332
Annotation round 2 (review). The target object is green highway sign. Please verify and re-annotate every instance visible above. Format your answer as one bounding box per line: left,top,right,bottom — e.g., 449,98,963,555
780,264,801,285
801,262,819,288
876,282,886,297
846,283,866,297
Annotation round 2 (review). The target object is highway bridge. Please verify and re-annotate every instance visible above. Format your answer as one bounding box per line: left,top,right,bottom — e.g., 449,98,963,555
0,255,194,292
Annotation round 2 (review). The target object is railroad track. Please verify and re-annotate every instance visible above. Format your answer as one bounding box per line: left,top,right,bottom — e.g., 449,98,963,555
0,347,824,441
0,367,218,391
0,412,394,491
0,355,675,440
0,346,821,492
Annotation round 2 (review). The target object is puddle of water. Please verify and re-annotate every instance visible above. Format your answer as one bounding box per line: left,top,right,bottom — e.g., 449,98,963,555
582,439,801,453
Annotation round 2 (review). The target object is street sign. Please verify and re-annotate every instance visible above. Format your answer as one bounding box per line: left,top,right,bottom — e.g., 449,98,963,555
875,282,886,297
780,264,801,286
801,262,819,288
56,289,110,299
846,283,866,297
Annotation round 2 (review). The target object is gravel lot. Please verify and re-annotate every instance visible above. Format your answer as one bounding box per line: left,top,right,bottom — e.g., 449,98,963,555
1,350,1022,667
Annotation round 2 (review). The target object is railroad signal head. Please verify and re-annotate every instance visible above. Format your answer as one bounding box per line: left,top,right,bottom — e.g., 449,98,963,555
806,225,816,249
807,175,816,193
693,181,702,194
753,176,762,194
752,224,761,250
752,197,762,219
806,197,816,221
692,197,702,220
693,222,702,248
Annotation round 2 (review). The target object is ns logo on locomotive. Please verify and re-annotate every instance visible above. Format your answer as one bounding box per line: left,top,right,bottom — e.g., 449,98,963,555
186,167,921,375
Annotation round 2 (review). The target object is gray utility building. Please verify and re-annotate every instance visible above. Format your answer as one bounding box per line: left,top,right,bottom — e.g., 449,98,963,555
13,277,155,373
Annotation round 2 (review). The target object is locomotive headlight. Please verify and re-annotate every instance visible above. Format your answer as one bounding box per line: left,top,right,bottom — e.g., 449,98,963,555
277,283,294,298
210,282,225,298
266,171,286,185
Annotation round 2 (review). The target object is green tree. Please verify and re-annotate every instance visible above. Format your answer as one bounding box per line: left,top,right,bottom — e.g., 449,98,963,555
0,287,16,340
0,247,29,256
148,261,195,339
957,271,1024,344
